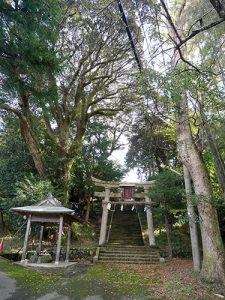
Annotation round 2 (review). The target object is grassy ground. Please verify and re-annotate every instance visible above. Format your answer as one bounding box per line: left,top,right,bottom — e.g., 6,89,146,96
0,257,225,300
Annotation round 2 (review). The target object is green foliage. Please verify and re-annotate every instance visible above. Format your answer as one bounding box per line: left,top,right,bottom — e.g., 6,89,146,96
70,119,125,207
83,119,126,181
0,116,35,198
14,174,53,204
1,174,54,230
155,228,192,258
71,223,95,244
149,170,184,209
0,0,61,94
126,111,176,179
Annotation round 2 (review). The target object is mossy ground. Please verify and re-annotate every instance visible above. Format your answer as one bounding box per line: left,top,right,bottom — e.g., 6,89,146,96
0,257,225,299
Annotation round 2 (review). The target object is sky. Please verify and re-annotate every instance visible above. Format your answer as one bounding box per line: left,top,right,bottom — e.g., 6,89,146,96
109,140,141,182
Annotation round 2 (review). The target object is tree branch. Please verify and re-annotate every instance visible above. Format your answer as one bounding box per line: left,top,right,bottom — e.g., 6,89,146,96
87,108,121,118
160,0,182,43
0,101,21,118
177,18,225,48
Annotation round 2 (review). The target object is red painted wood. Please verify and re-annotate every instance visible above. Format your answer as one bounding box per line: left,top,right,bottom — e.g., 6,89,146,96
123,187,133,199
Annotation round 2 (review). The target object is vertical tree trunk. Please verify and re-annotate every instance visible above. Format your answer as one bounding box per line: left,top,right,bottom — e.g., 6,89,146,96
176,94,225,283
164,198,173,259
0,211,6,236
19,117,45,177
63,159,74,205
200,106,225,198
85,197,91,223
183,165,201,272
164,211,173,259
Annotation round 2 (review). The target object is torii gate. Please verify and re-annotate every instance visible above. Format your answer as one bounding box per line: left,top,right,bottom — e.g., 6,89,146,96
92,177,156,247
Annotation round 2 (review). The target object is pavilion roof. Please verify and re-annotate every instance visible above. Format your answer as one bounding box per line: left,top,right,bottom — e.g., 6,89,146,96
10,193,82,223
10,205,75,214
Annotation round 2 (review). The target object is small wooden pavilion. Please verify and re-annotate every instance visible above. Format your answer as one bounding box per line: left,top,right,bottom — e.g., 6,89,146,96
10,193,81,264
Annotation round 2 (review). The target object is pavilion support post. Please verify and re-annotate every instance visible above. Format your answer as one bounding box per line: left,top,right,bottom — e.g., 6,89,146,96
65,225,71,263
145,189,156,246
55,215,63,264
21,214,32,263
99,187,110,246
37,225,44,254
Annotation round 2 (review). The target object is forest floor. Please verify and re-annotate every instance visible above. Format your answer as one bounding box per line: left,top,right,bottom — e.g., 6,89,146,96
0,256,225,300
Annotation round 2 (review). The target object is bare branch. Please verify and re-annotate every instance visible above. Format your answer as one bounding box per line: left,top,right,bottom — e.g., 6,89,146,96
160,0,182,43
176,18,225,49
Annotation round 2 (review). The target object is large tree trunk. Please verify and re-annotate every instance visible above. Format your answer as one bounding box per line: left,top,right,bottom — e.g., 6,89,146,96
183,165,201,272
176,93,225,283
200,106,225,198
19,117,45,177
63,159,74,205
209,0,225,18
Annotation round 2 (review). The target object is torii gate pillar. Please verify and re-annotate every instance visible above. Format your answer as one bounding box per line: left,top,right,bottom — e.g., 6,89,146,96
99,187,110,246
144,188,156,246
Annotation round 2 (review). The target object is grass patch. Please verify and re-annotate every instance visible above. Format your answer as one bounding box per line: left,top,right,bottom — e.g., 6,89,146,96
164,279,194,300
0,257,160,299
79,264,153,296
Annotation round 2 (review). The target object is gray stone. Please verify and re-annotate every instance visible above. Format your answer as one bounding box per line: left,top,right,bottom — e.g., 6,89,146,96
159,257,165,263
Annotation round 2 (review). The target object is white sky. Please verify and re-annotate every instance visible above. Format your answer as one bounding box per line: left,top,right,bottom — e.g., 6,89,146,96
109,140,141,182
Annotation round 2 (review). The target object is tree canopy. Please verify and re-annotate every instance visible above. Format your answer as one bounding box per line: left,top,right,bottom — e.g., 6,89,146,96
1,0,225,285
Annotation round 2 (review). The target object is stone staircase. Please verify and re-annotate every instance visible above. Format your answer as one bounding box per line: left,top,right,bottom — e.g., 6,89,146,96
97,208,160,264
98,245,160,264
108,209,144,246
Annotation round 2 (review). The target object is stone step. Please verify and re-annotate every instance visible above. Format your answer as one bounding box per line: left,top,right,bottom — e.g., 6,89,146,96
110,231,140,233
100,248,158,253
99,253,159,258
107,240,144,244
110,230,141,232
106,245,159,249
109,231,141,234
109,236,143,239
107,241,144,243
108,238,143,240
98,257,159,263
109,234,142,237
99,254,159,259
108,241,144,244
98,260,159,264
108,241,144,245
101,251,158,256
101,248,158,253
